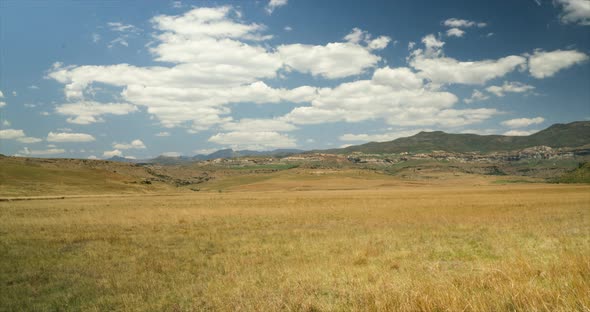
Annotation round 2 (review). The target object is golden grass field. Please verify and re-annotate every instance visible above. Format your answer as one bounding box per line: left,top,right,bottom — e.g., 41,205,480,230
1,181,589,311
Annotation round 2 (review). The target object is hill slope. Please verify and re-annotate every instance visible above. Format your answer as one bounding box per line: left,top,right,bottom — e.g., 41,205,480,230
0,157,175,196
324,121,590,154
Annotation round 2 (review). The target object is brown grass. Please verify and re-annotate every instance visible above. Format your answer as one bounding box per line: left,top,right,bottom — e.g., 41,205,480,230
1,184,589,311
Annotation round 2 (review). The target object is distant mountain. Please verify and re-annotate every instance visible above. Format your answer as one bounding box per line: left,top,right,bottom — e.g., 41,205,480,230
322,121,590,154
192,148,304,161
107,148,305,164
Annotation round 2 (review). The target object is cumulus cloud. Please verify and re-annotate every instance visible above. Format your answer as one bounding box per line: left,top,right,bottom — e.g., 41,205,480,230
464,90,490,104
446,28,465,37
47,132,95,142
411,53,526,85
372,67,423,90
113,139,146,149
282,67,498,127
501,117,545,128
555,0,590,25
221,118,297,132
420,34,445,57
103,149,122,158
278,28,389,79
528,49,589,78
0,101,5,108
18,147,65,156
208,131,296,150
486,81,535,97
55,101,137,124
443,18,487,28
266,0,288,14
48,7,316,130
0,129,42,143
408,34,527,86
0,129,23,139
43,5,546,139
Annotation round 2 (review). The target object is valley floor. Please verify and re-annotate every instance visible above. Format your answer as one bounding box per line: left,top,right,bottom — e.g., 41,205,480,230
1,184,589,311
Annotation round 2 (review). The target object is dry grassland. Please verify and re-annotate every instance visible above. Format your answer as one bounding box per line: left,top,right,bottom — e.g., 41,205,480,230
1,184,589,311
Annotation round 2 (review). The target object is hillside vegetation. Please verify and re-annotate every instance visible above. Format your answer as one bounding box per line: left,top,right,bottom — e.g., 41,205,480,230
0,157,173,196
325,121,590,154
557,162,590,183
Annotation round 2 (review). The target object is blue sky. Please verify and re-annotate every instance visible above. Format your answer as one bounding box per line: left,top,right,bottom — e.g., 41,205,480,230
0,0,589,159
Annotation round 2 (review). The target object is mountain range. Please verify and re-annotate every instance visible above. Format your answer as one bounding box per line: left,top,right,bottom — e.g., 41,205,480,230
108,121,590,163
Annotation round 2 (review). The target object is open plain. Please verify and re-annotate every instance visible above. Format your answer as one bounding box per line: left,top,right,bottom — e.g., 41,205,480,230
1,179,589,311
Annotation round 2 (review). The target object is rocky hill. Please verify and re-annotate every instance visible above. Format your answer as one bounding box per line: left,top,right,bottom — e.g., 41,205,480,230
322,121,590,154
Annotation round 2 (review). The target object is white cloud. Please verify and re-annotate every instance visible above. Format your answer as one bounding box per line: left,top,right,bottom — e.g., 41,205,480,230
92,33,101,43
528,49,589,78
2,120,10,126
420,34,445,57
282,68,498,128
555,0,590,25
408,41,416,50
48,7,290,130
103,149,123,158
277,28,390,79
172,1,182,8
55,101,137,124
88,155,98,160
0,129,42,143
443,18,487,28
266,0,288,14
0,129,26,140
464,90,490,104
17,137,43,143
113,139,146,149
278,41,384,79
0,101,5,108
208,131,296,150
155,131,170,137
410,53,527,85
47,132,95,143
18,147,65,156
194,148,218,155
221,118,297,132
161,151,182,157
106,22,140,48
284,26,292,31
0,90,3,97
12,91,17,96
486,81,535,97
28,85,39,90
372,67,423,90
109,37,129,48
501,117,545,128
446,28,465,37
503,129,539,136
460,128,499,135
340,129,429,142
107,22,140,33
46,6,505,135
